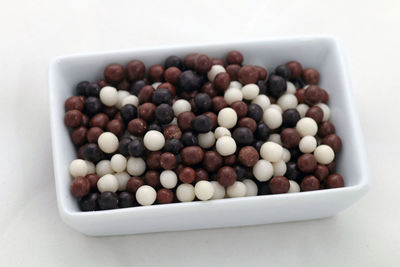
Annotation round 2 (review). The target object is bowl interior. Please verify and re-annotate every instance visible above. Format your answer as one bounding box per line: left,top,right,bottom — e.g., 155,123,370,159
49,37,367,214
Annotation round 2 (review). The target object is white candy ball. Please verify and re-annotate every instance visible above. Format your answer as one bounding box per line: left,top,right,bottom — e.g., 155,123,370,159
269,104,283,114
253,160,274,182
85,160,96,174
98,132,119,153
99,86,118,107
296,103,310,118
136,185,157,206
224,87,243,105
214,126,231,139
316,103,331,122
176,183,195,202
69,159,88,178
110,154,127,173
160,170,178,189
227,181,247,198
286,81,296,94
288,180,301,193
198,131,216,149
210,181,226,199
114,172,130,191
296,117,318,137
282,148,291,162
97,174,119,193
217,108,237,129
172,99,191,116
260,141,283,162
299,136,317,153
314,145,335,164
207,65,226,82
229,81,243,89
277,93,298,111
96,160,113,177
252,94,271,111
216,136,236,156
121,95,139,107
241,84,259,100
268,133,282,145
143,130,165,151
243,179,258,196
273,160,287,176
116,90,130,109
263,108,282,129
195,181,215,201
126,157,146,176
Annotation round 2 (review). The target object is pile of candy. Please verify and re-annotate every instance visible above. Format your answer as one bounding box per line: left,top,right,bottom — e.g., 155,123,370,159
64,50,344,211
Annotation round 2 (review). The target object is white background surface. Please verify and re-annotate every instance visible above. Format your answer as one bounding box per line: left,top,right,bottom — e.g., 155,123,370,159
0,0,399,266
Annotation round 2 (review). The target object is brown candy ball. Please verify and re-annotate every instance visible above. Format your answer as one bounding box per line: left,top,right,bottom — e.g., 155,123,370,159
65,96,84,111
254,66,268,81
139,102,156,121
326,174,344,188
212,96,227,113
318,122,336,137
181,146,204,166
238,117,257,132
281,128,301,149
238,65,258,85
179,167,196,183
97,79,110,88
301,175,320,191
195,168,209,182
148,64,164,82
213,72,231,91
157,188,174,204
195,54,212,74
64,110,83,128
104,106,118,119
226,50,243,65
327,161,336,173
126,60,146,81
297,154,317,173
126,177,145,193
184,53,198,70
117,79,131,91
86,127,103,143
230,101,248,119
217,166,237,187
147,151,162,170
164,67,182,85
85,173,99,188
164,125,182,140
106,119,125,137
70,177,90,198
238,146,259,167
77,145,85,159
90,113,109,129
306,106,324,124
211,58,225,66
286,61,303,79
201,82,218,98
226,64,241,81
304,85,323,105
295,89,305,103
303,68,320,85
178,111,196,131
71,126,87,146
144,170,161,188
322,134,342,153
314,165,329,181
81,114,89,127
138,85,155,103
160,152,178,170
269,176,290,194
128,118,147,136
223,154,237,165
104,63,125,83
203,151,223,172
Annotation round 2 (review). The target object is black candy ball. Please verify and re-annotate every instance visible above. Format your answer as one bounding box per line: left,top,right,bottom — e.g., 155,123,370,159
155,104,174,124
152,88,172,105
118,192,135,208
79,193,99,211
257,80,267,95
118,137,132,157
247,103,263,122
267,74,287,98
253,140,264,152
255,123,270,141
179,70,202,92
192,115,212,133
165,55,184,70
82,143,104,163
194,93,212,112
148,123,162,132
84,97,103,115
181,132,198,146
76,81,89,96
128,139,145,157
164,138,183,154
285,162,303,182
275,65,291,80
232,127,254,145
98,192,119,210
85,82,100,97
120,104,138,123
282,109,301,128
130,80,146,96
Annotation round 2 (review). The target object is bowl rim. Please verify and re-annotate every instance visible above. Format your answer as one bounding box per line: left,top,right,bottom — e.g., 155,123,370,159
48,35,370,218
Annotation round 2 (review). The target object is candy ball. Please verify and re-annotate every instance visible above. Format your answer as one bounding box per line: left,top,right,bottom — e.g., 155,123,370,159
143,130,165,151
194,180,215,201
69,159,88,178
136,185,157,206
97,174,119,193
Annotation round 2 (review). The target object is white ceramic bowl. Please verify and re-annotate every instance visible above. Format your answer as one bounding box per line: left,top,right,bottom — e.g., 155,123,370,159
49,36,369,236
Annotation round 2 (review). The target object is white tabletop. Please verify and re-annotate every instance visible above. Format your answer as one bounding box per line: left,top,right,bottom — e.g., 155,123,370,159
1,0,399,266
